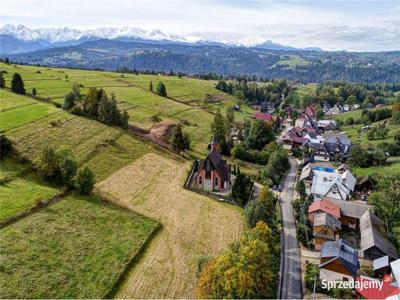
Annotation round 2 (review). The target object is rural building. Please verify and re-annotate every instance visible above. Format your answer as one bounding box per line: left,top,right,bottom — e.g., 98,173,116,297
253,111,274,122
295,114,317,128
308,198,341,223
312,212,342,250
319,239,359,282
360,210,399,261
193,137,230,191
305,105,317,118
313,132,352,162
328,198,371,229
356,175,377,193
317,119,337,132
310,166,356,201
373,255,391,279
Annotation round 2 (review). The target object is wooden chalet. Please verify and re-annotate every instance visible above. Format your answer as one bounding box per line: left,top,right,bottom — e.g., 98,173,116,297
319,239,359,282
312,212,341,251
360,210,399,261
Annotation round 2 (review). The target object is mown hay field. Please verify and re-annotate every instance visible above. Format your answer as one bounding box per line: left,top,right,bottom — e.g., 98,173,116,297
95,153,245,298
0,193,159,299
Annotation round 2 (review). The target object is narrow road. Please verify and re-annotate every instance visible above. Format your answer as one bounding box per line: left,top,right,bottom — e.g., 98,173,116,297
279,157,303,299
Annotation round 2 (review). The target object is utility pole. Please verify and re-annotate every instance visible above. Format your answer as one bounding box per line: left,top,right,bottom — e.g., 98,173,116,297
312,274,317,300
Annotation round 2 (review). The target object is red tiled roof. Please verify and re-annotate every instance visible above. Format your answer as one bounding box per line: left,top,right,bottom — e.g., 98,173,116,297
308,198,341,219
355,277,400,299
254,112,273,121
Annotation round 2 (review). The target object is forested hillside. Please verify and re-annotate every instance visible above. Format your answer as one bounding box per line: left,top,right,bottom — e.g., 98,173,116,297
4,39,400,83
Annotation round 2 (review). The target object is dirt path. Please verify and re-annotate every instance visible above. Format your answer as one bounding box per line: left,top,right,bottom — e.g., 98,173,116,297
94,153,245,298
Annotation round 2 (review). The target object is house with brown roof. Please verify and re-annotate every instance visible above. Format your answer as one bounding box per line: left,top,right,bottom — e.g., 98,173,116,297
193,137,230,191
313,212,342,250
328,198,372,229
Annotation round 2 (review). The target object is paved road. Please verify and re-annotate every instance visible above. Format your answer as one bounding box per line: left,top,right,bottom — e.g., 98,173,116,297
279,157,303,299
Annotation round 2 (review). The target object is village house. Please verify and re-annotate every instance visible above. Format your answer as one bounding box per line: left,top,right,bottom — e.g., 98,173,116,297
192,137,230,192
295,113,317,128
261,101,276,114
313,132,352,162
327,198,371,229
308,198,341,223
312,212,342,250
373,255,391,279
317,119,337,132
360,210,399,261
319,239,359,282
253,111,274,123
309,166,356,201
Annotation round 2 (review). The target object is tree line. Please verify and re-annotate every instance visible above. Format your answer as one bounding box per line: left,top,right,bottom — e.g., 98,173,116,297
63,84,129,129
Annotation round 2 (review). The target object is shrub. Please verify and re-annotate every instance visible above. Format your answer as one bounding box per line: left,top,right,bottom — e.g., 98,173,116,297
0,135,13,159
76,166,95,194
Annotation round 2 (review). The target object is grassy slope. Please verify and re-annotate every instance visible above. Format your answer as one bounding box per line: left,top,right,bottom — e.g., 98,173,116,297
0,65,246,298
95,153,245,298
0,193,158,299
0,89,163,181
291,84,317,107
0,156,60,221
0,63,252,157
331,109,400,177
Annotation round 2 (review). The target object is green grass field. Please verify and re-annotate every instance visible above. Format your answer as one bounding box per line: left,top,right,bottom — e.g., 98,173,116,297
0,193,159,299
0,62,252,156
353,156,400,178
291,83,317,107
5,108,160,181
0,156,60,221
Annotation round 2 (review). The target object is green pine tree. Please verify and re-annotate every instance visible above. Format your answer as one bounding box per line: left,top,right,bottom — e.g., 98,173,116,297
11,73,25,94
0,73,5,88
156,81,167,97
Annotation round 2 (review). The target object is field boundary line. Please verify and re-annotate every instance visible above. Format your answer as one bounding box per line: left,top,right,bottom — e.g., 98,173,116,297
0,188,69,228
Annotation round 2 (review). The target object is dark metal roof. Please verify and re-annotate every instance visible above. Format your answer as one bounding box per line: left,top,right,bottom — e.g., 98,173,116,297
360,210,399,260
320,239,359,277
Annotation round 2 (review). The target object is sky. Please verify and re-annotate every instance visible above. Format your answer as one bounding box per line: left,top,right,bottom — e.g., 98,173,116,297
1,0,399,51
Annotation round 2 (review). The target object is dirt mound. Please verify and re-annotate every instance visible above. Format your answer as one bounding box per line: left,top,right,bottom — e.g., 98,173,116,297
149,121,177,143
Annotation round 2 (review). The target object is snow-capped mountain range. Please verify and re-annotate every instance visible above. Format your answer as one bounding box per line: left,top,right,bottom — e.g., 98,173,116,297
0,24,202,44
0,24,323,54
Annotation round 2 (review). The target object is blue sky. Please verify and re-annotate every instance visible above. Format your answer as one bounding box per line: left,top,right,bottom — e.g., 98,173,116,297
1,0,399,51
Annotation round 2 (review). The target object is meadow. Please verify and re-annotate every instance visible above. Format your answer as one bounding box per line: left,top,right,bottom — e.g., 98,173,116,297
95,153,245,298
0,62,252,156
0,156,60,221
0,63,246,298
0,193,159,299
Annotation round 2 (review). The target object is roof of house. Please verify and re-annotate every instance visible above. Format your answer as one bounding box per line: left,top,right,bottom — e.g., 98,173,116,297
309,198,341,219
358,175,377,186
310,166,356,199
314,212,342,230
254,112,273,121
373,255,390,271
391,259,400,286
360,210,399,260
198,147,229,183
328,198,372,219
320,239,359,277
